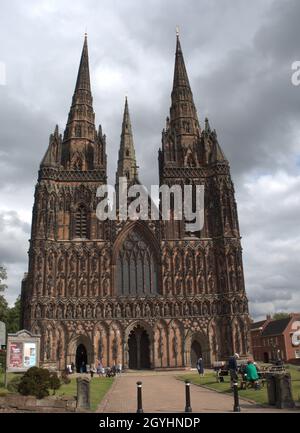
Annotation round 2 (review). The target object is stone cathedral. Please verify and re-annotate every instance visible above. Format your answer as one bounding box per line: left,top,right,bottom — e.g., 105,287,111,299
21,34,250,371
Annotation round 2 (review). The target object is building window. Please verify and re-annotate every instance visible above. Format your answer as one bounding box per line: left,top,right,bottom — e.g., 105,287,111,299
75,205,88,238
116,229,158,296
295,350,300,359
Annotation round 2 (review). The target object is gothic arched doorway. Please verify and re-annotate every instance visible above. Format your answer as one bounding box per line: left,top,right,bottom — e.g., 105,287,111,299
128,326,150,369
76,344,87,372
191,340,202,368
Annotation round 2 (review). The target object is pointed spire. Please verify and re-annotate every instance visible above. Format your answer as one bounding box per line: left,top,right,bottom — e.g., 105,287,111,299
122,96,133,137
201,119,228,164
116,97,138,184
74,33,91,95
41,125,62,167
169,33,201,146
204,117,211,134
173,33,191,90
211,130,227,163
61,34,97,170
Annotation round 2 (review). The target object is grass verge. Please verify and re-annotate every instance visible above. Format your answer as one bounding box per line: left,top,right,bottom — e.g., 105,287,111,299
0,371,114,411
178,364,300,405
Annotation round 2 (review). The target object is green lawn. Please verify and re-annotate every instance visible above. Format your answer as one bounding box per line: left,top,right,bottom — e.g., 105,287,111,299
0,372,18,396
0,371,114,411
57,376,114,411
178,365,300,405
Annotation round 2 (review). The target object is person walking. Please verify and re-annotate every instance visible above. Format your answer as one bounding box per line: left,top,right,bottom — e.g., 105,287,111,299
196,357,204,376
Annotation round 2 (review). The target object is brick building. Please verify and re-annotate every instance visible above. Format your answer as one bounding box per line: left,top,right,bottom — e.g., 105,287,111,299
250,314,300,363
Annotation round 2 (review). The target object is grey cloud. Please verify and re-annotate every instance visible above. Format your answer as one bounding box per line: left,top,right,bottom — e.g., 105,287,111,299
0,0,299,317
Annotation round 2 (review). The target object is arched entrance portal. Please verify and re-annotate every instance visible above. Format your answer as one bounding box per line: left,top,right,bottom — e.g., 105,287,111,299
191,340,202,368
128,326,150,369
76,344,87,373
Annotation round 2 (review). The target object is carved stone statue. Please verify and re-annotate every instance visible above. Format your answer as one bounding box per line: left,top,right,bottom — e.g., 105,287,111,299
35,304,41,319
96,305,102,319
125,304,131,318
86,304,92,319
135,304,141,318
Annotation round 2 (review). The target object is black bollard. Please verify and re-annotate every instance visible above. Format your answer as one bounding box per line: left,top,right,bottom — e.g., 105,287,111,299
233,382,241,412
185,380,192,413
136,381,144,413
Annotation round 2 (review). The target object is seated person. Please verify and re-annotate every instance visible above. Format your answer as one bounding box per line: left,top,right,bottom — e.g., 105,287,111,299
245,360,259,387
239,363,247,384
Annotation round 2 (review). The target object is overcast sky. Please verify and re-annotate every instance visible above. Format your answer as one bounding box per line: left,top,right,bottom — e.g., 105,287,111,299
0,0,299,320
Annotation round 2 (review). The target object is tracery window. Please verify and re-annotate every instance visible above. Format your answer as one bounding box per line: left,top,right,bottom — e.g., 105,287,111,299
75,205,88,238
116,230,158,295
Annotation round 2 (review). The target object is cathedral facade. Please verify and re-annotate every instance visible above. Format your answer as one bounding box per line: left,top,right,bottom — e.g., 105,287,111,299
21,34,250,371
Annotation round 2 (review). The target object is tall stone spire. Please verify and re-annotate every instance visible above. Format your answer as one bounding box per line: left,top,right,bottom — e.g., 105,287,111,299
61,34,97,170
169,33,201,145
74,33,91,94
116,97,138,184
160,33,202,168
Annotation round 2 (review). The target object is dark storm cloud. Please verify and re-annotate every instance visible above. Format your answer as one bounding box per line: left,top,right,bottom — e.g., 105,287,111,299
0,0,299,318
0,211,30,264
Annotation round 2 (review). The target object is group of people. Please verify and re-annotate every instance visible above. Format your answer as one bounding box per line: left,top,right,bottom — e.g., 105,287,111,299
65,361,122,378
196,353,262,389
95,361,122,378
228,353,261,389
66,362,76,374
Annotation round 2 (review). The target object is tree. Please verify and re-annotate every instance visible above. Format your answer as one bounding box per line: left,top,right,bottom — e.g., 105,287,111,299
272,312,290,320
0,265,21,331
0,295,8,323
0,265,7,292
7,296,21,333
0,264,8,323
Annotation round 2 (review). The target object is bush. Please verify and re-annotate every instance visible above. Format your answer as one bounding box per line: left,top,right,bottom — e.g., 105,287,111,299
18,367,51,399
49,372,61,395
7,375,23,393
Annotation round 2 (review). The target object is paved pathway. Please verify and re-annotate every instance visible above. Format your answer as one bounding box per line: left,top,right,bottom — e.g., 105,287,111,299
97,371,298,413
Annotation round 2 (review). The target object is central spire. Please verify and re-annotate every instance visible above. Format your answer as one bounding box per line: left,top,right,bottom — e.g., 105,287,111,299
116,97,138,184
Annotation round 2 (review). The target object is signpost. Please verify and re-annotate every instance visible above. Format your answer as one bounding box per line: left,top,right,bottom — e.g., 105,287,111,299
0,321,7,386
6,329,41,373
0,321,5,348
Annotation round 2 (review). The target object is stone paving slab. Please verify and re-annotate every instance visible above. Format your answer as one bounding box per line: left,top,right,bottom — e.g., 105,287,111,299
97,371,299,413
